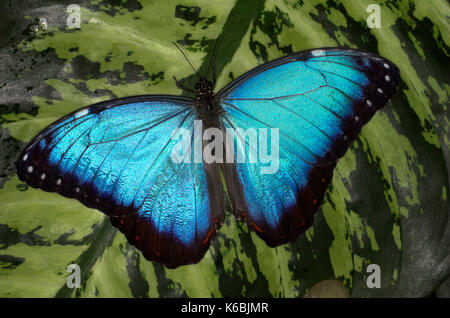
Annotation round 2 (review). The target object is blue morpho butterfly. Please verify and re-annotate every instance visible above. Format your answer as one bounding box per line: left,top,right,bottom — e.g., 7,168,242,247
16,44,399,268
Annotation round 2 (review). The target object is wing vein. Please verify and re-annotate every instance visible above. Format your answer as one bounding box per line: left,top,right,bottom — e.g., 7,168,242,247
222,101,321,166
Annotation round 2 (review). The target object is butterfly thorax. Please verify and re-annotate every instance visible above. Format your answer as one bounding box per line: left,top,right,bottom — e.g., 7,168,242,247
194,77,223,127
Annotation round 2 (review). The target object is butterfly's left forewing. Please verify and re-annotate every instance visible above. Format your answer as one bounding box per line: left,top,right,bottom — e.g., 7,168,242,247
17,96,224,268
217,48,400,246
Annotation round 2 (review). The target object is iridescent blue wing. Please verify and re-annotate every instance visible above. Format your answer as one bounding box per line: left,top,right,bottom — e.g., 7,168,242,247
16,96,224,268
217,48,400,246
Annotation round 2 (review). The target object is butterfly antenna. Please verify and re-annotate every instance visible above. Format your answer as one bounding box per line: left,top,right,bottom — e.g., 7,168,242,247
172,41,199,78
206,35,222,79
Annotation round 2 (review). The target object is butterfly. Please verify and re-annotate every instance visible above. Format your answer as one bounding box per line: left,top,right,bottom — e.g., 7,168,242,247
16,47,399,268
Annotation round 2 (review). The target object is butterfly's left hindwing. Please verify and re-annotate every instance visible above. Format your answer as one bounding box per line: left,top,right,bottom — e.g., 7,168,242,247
218,48,400,246
17,96,224,268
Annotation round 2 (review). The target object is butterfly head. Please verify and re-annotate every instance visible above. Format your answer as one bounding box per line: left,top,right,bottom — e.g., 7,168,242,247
195,77,214,101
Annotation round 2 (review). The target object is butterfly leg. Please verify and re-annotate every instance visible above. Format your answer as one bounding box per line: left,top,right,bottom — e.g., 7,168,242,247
173,76,195,93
